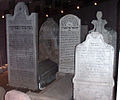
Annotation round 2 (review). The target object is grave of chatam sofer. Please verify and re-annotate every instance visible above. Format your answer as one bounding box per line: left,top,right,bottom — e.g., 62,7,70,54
73,32,114,100
89,11,117,78
6,2,58,90
59,14,81,74
39,18,59,64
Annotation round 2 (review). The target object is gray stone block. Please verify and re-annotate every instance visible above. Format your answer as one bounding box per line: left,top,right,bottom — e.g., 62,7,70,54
38,59,58,88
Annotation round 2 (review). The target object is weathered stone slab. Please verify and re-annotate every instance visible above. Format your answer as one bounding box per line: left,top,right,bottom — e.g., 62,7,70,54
59,14,81,73
0,86,5,100
38,59,58,88
116,50,120,100
5,90,31,100
39,18,59,64
73,32,114,100
6,2,38,90
27,74,73,100
89,11,117,77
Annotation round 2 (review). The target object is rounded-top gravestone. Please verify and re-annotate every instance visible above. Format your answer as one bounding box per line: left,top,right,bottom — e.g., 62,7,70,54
39,18,59,63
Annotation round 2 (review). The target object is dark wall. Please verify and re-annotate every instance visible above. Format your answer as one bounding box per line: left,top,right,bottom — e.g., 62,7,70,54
0,18,7,66
53,0,118,31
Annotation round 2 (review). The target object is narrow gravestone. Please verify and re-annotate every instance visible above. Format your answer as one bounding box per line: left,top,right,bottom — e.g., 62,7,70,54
73,32,114,100
5,90,31,100
6,2,38,90
39,18,59,64
27,74,73,100
59,14,81,73
0,87,5,100
89,11,117,77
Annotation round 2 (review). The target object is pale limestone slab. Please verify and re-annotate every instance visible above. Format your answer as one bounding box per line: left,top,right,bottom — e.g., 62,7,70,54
0,87,5,100
5,90,31,100
6,2,38,90
73,32,114,100
89,11,117,77
116,50,120,100
59,14,81,73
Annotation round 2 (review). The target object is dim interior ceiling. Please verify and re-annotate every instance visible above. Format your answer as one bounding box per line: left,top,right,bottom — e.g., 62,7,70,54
0,0,111,16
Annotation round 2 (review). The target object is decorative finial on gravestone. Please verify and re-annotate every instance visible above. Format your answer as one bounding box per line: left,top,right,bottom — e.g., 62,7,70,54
89,11,107,34
96,11,102,20
14,2,29,16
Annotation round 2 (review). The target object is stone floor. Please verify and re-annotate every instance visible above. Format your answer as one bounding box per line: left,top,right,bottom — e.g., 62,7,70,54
0,71,73,100
27,74,73,100
0,71,31,92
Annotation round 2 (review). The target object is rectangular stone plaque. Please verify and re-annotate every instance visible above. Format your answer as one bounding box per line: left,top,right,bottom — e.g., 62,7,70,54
6,2,38,90
73,32,114,100
59,14,81,73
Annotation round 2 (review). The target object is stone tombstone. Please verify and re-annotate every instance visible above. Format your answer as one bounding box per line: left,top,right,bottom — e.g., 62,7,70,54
39,18,59,63
6,2,38,90
5,90,31,100
89,11,117,76
59,14,81,73
73,32,114,100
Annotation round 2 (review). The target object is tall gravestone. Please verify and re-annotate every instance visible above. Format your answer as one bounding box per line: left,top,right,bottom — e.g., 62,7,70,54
73,32,114,100
89,11,117,77
6,2,38,90
59,14,81,73
39,18,59,64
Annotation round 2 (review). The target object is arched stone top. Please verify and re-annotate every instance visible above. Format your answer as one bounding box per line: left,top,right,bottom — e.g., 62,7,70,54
60,14,80,27
39,18,58,39
14,2,29,16
86,32,104,42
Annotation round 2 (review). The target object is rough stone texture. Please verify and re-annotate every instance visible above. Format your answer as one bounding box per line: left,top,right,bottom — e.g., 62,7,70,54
59,14,81,74
0,86,5,100
38,59,58,88
5,90,31,100
73,32,114,100
89,11,117,77
6,2,38,90
27,74,73,100
39,18,59,64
